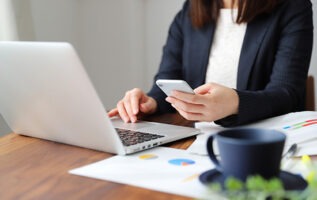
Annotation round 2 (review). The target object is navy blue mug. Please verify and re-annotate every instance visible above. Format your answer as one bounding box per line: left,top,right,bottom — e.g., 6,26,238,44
207,128,286,181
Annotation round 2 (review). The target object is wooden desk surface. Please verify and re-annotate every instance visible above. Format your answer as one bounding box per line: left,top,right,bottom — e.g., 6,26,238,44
0,114,196,200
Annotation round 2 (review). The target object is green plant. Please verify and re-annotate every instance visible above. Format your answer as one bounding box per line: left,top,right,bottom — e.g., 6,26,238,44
205,156,317,200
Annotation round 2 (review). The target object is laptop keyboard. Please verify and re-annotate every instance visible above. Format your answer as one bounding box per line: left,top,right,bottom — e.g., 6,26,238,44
115,128,165,146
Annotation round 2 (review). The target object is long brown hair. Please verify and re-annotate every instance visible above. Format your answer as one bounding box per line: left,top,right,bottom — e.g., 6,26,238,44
190,0,281,28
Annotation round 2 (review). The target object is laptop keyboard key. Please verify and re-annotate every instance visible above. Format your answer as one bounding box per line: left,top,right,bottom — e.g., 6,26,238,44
115,128,165,146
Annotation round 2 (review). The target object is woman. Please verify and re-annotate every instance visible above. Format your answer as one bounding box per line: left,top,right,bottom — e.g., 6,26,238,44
109,0,313,127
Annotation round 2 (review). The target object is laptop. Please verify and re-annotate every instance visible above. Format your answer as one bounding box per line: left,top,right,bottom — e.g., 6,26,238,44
0,41,200,155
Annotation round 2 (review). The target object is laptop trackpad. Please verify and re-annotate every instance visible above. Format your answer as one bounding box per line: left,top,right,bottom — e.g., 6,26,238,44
111,118,155,130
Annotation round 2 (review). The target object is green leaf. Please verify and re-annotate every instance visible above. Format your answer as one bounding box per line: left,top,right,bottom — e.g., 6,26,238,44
265,178,284,192
205,165,317,200
246,175,266,191
225,176,244,191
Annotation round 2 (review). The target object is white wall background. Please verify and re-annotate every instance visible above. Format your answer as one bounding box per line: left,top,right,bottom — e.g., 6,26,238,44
0,0,18,40
144,0,186,86
0,0,316,136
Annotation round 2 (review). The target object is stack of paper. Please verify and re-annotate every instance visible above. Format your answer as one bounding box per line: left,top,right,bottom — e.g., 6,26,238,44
70,147,224,199
187,111,317,157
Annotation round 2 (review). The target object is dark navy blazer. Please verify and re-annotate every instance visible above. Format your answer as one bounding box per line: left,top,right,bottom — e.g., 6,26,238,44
148,0,313,126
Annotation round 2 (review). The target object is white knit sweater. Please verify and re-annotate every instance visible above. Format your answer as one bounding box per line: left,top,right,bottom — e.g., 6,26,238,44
205,9,247,89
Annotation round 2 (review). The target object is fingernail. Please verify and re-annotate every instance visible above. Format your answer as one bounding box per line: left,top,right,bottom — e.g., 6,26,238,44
133,109,138,115
124,117,129,123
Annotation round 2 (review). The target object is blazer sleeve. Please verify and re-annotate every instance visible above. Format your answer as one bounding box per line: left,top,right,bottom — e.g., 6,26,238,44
147,1,189,114
217,0,314,126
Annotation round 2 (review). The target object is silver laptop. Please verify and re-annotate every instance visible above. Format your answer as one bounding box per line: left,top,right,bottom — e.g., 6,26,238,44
0,41,200,155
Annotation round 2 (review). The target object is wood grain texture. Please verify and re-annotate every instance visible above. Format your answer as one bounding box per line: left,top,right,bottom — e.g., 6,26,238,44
0,114,195,200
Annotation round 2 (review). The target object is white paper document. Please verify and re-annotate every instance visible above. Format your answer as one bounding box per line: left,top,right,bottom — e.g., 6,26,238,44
69,147,221,199
187,111,317,156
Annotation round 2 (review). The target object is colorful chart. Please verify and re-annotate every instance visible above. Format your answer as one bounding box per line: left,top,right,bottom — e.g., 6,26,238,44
283,119,317,130
168,158,195,166
182,174,199,183
139,154,158,160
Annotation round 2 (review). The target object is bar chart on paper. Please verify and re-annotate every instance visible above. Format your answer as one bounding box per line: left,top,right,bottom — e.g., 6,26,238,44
283,119,317,131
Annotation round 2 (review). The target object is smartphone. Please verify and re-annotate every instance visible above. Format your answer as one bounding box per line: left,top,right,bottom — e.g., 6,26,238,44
156,79,194,96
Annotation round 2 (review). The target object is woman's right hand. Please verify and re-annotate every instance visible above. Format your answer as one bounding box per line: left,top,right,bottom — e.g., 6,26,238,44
108,88,157,123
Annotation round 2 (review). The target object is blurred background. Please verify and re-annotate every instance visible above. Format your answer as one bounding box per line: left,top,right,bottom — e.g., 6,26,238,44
0,0,316,136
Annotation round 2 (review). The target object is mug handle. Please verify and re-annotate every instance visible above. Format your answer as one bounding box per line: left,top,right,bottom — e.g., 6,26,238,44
207,135,222,172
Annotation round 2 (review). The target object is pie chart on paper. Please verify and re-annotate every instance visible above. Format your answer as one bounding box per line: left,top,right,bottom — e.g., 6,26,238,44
168,158,196,166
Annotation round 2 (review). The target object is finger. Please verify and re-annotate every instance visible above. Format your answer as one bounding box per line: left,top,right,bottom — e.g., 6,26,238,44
117,101,130,123
171,104,203,121
123,97,137,123
167,96,204,114
140,96,157,114
140,99,151,113
170,91,204,105
108,108,119,117
194,84,213,94
130,89,142,115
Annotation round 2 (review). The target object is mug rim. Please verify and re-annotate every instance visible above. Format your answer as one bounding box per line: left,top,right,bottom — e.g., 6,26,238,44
216,128,286,145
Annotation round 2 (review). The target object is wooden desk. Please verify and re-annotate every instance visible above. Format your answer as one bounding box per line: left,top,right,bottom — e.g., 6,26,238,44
0,114,196,200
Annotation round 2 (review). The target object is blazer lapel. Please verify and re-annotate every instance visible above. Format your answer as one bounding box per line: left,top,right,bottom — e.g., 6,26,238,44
237,15,273,90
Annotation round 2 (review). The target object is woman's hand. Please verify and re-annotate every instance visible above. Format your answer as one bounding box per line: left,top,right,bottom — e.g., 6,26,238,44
165,83,239,122
108,88,157,123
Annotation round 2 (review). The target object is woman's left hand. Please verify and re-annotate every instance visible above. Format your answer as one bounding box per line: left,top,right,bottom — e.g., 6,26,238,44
165,82,239,122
